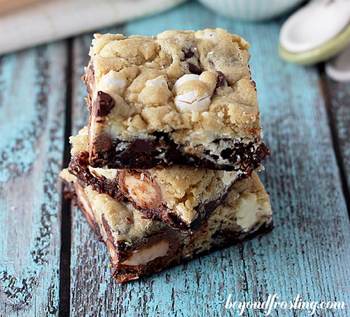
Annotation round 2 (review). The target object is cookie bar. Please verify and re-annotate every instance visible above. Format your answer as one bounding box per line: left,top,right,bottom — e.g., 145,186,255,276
61,170,272,283
69,128,240,230
85,28,269,171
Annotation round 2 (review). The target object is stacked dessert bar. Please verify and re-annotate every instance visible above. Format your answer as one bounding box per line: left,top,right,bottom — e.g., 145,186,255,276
60,29,272,283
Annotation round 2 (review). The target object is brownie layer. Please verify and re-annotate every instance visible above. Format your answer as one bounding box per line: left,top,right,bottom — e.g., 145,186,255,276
89,132,269,171
61,171,273,283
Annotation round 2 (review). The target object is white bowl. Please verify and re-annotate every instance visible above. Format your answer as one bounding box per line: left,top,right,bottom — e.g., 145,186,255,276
198,0,305,21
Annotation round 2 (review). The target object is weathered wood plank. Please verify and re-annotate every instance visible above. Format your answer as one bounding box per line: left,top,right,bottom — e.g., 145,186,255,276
0,43,67,316
69,2,350,316
323,77,350,198
229,22,350,317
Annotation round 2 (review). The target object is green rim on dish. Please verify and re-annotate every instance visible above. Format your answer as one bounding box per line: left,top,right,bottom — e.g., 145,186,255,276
279,23,350,65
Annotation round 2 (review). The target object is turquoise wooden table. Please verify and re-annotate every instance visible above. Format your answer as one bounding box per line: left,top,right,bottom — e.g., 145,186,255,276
1,2,350,316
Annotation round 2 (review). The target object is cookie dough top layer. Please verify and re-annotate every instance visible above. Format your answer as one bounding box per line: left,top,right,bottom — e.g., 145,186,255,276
87,28,261,145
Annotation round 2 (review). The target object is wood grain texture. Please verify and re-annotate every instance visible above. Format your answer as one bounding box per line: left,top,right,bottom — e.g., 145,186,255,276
323,77,350,194
69,2,350,316
0,43,67,316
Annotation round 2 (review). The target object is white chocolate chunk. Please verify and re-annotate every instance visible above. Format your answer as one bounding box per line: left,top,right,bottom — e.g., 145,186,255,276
174,72,215,112
174,74,200,90
175,91,211,113
88,166,118,180
98,70,127,95
235,193,259,231
122,240,169,266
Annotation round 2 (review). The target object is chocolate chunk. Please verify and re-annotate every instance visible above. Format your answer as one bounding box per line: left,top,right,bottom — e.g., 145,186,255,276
250,79,257,91
94,91,115,116
130,139,156,153
220,148,234,159
190,189,231,230
216,71,227,88
188,63,201,75
164,212,188,230
182,48,194,60
94,134,113,152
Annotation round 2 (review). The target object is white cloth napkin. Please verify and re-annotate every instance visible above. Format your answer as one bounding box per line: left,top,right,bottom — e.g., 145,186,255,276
0,0,186,55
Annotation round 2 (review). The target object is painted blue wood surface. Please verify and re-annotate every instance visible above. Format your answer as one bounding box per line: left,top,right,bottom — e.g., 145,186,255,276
325,78,350,191
0,43,67,315
68,2,350,317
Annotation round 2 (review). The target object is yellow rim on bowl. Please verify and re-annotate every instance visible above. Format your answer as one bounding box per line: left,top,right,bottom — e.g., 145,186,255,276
279,23,350,65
